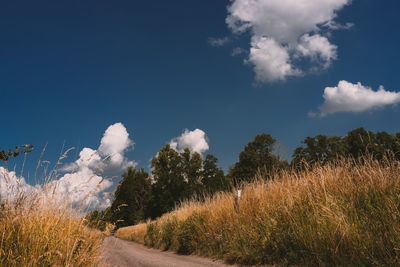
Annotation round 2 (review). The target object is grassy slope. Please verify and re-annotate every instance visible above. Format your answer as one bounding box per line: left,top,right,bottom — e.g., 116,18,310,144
116,158,400,266
0,191,104,266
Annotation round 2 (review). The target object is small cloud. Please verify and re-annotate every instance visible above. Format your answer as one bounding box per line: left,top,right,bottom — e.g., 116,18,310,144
98,123,136,173
316,81,400,116
208,37,230,47
307,111,318,118
296,34,338,69
322,21,354,30
231,47,247,56
170,129,209,154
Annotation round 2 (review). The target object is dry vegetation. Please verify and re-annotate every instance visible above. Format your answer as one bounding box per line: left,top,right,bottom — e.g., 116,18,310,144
0,185,104,266
116,157,400,266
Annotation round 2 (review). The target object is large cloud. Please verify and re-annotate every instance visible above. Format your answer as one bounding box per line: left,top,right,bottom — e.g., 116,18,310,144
224,0,351,83
0,123,135,210
0,167,37,200
317,81,400,116
63,123,135,173
170,129,209,154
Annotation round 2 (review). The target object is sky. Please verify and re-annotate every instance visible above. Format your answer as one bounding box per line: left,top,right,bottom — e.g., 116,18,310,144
1,0,400,208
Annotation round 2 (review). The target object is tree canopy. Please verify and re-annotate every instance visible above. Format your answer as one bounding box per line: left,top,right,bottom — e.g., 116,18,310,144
228,133,283,185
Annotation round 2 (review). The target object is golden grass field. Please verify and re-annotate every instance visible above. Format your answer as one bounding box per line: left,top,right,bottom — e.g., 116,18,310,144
0,186,104,266
116,157,400,266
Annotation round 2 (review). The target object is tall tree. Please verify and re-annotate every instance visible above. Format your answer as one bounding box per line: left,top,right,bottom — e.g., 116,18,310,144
181,148,203,198
202,154,228,194
110,167,152,229
228,133,280,185
343,127,375,159
150,144,186,218
292,135,344,168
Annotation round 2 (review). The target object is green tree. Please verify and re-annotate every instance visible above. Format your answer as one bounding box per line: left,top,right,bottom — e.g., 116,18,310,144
110,167,152,229
228,133,280,185
181,148,203,198
202,154,228,194
343,127,375,159
292,135,344,168
150,144,186,218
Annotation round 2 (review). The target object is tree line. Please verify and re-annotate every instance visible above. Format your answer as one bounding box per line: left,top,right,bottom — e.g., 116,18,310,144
87,127,400,229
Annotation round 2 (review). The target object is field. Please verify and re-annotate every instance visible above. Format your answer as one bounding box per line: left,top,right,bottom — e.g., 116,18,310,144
0,180,104,266
116,157,400,266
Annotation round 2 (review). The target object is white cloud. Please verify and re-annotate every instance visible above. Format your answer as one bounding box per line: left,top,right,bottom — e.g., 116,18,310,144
225,0,351,82
248,36,300,83
170,129,209,154
317,81,400,116
98,122,135,173
0,167,36,199
1,123,135,210
61,123,135,174
50,168,113,210
208,37,230,47
322,21,354,30
296,34,337,68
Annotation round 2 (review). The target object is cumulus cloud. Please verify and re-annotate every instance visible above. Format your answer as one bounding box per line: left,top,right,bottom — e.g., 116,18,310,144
317,81,400,116
296,34,337,68
0,123,135,210
50,168,113,210
224,0,352,82
170,129,209,154
248,36,300,82
62,123,135,173
98,123,135,173
0,167,36,199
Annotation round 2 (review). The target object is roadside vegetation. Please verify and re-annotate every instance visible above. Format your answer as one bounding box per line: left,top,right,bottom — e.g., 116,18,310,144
116,156,400,266
96,127,400,233
0,146,104,266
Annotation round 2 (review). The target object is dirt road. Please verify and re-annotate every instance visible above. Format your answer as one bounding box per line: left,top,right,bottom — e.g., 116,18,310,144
100,236,234,267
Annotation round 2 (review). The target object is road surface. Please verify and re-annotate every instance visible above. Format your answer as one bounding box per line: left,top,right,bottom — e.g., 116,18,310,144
100,236,235,267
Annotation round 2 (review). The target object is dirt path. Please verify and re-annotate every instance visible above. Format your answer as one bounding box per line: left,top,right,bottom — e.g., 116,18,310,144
100,236,235,267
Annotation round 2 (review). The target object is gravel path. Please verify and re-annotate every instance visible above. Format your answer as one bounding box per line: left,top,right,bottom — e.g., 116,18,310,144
100,236,235,267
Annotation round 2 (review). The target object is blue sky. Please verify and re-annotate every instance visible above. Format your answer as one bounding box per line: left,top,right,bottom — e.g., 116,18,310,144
1,0,400,187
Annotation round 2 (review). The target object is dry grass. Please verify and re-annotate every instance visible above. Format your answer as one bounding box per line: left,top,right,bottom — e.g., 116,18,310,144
115,222,147,243
119,157,400,266
0,183,105,266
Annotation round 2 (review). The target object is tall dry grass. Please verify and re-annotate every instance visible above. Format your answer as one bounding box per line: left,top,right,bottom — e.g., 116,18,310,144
118,157,400,266
0,178,105,266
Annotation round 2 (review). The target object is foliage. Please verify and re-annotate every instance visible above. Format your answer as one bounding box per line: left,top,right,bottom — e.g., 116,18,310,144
149,144,228,219
202,154,229,194
228,133,283,185
85,209,109,231
0,144,33,162
118,157,400,266
109,167,152,229
293,127,400,168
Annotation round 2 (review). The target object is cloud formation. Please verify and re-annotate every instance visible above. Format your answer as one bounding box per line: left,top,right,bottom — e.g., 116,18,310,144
317,81,400,116
0,167,37,200
225,0,351,83
170,129,209,154
208,37,230,47
63,123,135,173
0,123,135,210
